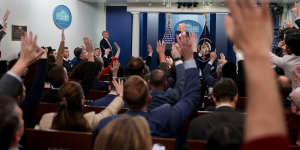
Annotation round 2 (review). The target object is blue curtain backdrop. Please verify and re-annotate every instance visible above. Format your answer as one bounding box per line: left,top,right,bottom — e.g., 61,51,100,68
106,6,132,66
140,13,148,59
141,13,240,65
210,13,216,50
158,13,166,41
106,9,236,66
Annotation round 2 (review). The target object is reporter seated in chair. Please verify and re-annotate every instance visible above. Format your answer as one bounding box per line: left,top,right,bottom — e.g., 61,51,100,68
188,78,245,140
38,81,124,131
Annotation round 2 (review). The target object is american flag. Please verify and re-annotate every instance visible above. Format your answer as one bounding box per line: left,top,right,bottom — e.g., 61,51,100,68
162,27,175,44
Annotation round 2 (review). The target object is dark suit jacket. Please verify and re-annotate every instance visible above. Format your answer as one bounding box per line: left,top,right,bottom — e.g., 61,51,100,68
102,56,111,68
147,63,185,110
203,62,218,86
98,66,201,137
79,62,108,94
21,59,48,128
188,106,245,140
175,31,189,43
63,59,72,72
71,57,82,68
0,30,6,43
145,56,152,67
295,18,300,28
194,52,211,72
41,89,61,103
237,60,246,97
0,59,48,128
0,73,22,97
100,38,113,58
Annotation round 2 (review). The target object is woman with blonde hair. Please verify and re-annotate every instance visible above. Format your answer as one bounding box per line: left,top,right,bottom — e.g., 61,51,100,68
94,115,152,150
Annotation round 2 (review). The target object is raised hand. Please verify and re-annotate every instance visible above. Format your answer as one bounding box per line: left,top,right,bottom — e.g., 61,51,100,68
209,51,217,63
111,61,120,77
2,10,10,23
9,31,45,77
112,79,124,97
171,43,182,59
84,37,95,62
189,32,198,52
218,53,227,65
40,47,48,59
166,56,174,67
81,45,86,51
292,1,299,18
2,22,7,31
225,0,286,142
147,44,153,56
176,32,196,60
156,40,166,55
293,66,300,87
114,42,120,51
104,49,110,56
61,30,65,41
225,0,272,56
83,37,94,53
20,32,45,66
1,10,10,31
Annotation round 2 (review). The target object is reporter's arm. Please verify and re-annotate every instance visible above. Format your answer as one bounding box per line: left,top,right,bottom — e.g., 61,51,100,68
0,30,6,42
225,0,287,143
114,42,121,58
55,30,65,66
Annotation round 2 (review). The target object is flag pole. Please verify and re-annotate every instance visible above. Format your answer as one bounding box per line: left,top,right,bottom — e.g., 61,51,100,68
167,13,172,28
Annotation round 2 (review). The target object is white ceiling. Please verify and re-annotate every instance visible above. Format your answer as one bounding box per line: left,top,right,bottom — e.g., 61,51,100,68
80,0,295,4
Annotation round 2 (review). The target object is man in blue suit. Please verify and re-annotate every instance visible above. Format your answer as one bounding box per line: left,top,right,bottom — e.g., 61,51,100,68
98,33,201,138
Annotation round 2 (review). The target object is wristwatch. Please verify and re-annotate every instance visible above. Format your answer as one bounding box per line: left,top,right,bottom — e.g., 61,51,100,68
173,57,182,62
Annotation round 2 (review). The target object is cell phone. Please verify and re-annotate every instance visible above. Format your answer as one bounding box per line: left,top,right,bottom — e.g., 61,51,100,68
0,24,3,30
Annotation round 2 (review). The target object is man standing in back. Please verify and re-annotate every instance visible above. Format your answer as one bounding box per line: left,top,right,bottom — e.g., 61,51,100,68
100,31,113,57
100,31,118,67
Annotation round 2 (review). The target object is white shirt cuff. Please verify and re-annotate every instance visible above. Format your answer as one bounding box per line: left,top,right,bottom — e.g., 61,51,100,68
236,51,244,62
184,60,197,69
175,60,183,66
7,71,23,83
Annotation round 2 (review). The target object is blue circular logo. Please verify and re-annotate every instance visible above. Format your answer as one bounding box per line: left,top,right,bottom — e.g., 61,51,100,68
53,5,72,29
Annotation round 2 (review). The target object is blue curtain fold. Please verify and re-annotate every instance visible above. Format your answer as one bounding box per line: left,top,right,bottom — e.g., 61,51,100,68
158,13,166,40
227,40,236,63
210,13,216,48
106,6,132,66
140,13,148,59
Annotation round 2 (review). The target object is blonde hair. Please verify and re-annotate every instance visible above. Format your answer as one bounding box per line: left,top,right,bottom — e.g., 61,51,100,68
94,115,152,150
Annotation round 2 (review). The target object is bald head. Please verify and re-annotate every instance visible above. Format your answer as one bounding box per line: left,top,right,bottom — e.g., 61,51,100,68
278,76,292,98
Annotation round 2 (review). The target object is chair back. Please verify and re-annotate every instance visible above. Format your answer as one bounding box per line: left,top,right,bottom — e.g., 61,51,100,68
24,128,93,150
187,140,207,150
152,137,176,150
